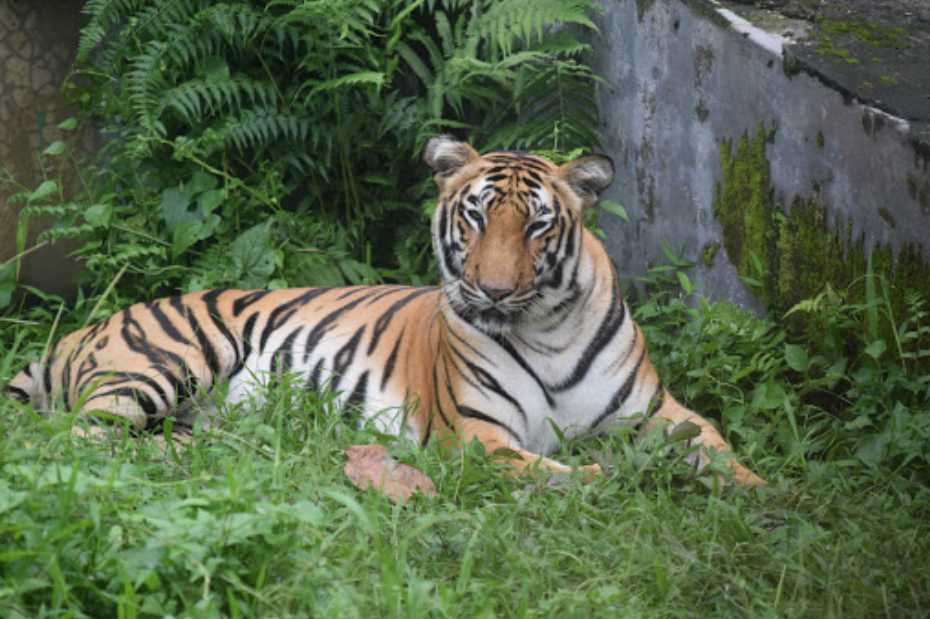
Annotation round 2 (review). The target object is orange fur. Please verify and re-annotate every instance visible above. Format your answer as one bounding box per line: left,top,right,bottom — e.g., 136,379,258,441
6,139,764,487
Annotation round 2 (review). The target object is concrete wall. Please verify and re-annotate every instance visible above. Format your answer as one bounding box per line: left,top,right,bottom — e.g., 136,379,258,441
0,0,86,296
592,0,930,307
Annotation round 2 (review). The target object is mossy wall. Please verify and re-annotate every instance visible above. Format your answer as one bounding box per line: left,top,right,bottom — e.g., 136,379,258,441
592,0,930,316
713,125,930,317
712,126,776,305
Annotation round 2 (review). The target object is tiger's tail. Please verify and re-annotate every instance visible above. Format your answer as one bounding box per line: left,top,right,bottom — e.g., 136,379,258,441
5,361,46,409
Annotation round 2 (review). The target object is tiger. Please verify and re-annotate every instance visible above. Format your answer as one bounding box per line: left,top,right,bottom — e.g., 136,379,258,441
4,136,764,487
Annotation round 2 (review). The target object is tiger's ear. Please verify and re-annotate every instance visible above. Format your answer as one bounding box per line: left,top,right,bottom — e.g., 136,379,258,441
424,135,479,186
559,154,615,208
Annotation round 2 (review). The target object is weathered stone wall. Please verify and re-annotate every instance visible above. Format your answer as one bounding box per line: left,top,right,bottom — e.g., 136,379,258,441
592,0,930,311
0,0,86,295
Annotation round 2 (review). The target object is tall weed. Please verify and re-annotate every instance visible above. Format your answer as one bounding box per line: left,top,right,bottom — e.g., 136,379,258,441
634,255,930,483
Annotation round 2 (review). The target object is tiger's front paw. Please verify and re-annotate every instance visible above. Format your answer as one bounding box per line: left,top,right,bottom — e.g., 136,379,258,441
71,425,107,440
577,463,603,483
730,462,766,488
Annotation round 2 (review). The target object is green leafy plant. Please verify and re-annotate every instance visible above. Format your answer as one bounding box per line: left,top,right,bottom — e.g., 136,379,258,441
634,253,930,481
782,280,930,474
5,0,603,311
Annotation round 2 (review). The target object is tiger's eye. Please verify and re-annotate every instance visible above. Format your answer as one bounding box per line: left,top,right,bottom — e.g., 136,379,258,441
464,208,484,229
525,220,551,238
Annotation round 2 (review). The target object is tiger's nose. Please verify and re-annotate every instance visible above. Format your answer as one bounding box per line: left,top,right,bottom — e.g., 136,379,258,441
478,283,514,301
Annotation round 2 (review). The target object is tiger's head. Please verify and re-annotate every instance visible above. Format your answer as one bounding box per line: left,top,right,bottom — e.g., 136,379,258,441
424,136,614,335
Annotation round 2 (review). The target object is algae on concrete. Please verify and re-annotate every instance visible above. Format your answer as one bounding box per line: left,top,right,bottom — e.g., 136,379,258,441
713,125,930,320
713,125,778,306
635,0,657,22
695,99,710,123
906,173,930,215
701,242,721,267
694,45,716,87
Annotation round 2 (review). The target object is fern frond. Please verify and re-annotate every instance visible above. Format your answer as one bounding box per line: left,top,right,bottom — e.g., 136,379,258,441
275,0,380,46
282,152,325,175
130,0,210,42
487,54,601,151
470,0,598,57
395,41,436,87
213,108,312,154
435,10,456,57
84,244,165,272
303,71,385,98
143,4,274,72
162,78,280,125
378,94,427,139
127,40,169,137
77,0,146,62
197,2,267,43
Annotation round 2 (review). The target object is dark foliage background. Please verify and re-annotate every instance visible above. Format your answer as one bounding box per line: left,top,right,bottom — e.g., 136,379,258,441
6,0,601,309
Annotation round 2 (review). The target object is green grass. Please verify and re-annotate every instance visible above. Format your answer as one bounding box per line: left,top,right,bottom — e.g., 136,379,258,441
2,299,929,618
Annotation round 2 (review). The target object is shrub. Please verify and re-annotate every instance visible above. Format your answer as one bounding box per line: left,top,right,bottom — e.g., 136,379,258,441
634,257,930,483
3,0,601,316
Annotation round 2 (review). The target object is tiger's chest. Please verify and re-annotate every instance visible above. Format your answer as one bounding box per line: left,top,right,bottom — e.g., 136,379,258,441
450,310,644,455
511,371,636,455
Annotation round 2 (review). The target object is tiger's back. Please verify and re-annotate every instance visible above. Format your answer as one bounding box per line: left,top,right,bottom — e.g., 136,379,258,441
8,286,443,437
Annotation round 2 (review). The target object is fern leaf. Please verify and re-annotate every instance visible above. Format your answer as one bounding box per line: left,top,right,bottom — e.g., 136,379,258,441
212,108,311,154
77,0,146,63
470,0,598,57
395,41,435,86
307,71,386,96
126,40,169,137
163,77,280,125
